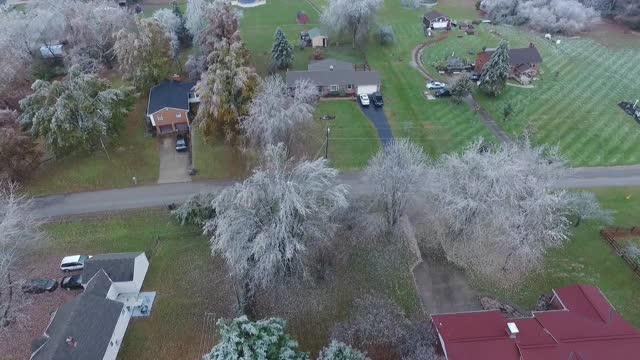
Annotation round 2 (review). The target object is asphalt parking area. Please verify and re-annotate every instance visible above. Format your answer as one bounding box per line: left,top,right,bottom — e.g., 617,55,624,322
358,103,394,146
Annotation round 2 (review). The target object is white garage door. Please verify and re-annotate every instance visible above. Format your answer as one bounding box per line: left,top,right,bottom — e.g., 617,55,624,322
357,85,378,95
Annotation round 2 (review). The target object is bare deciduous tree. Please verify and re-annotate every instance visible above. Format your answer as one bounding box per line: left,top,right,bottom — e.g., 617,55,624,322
365,139,428,229
0,110,40,182
0,182,45,333
321,0,383,48
241,76,318,151
152,9,182,58
205,143,348,315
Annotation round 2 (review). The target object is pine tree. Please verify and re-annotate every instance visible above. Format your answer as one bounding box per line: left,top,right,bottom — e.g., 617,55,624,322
171,0,191,47
450,73,473,104
271,27,294,70
479,40,510,96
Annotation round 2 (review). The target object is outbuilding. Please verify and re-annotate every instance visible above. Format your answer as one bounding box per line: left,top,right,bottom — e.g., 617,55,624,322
423,11,451,33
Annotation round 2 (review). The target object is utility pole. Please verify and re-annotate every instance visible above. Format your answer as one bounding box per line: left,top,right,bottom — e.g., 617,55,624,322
325,127,330,159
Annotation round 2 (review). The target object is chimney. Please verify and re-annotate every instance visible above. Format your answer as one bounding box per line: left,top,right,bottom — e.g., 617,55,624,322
66,336,77,348
329,65,334,71
506,322,519,339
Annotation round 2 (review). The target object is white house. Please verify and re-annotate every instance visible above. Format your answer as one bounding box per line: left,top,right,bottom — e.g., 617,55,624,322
30,253,150,360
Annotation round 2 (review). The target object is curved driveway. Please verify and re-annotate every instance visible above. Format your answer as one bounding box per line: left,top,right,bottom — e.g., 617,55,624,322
359,104,394,146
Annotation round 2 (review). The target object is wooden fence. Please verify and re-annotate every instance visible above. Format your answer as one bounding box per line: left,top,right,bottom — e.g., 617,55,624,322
600,227,640,279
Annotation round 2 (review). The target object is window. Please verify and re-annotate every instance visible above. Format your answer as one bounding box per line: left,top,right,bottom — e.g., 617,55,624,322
330,85,339,92
347,84,353,90
158,115,164,121
176,112,182,118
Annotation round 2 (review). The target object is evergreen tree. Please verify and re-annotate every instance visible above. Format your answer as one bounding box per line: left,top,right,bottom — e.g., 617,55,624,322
318,341,369,360
450,73,473,103
271,27,294,70
171,0,191,47
479,40,510,96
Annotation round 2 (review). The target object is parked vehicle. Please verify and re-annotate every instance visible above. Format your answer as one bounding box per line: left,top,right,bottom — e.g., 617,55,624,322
359,94,370,107
372,93,384,107
470,73,481,81
61,275,84,290
426,81,446,90
435,89,452,98
175,136,188,152
22,279,58,294
60,255,91,272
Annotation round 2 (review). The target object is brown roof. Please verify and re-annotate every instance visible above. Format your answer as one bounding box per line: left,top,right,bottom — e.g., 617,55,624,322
424,10,449,21
484,46,543,66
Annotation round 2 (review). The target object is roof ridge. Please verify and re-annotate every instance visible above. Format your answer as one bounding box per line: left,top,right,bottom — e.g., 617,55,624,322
576,284,609,323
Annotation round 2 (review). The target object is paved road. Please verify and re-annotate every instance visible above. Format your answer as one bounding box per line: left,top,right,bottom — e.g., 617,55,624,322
32,166,640,219
359,104,394,146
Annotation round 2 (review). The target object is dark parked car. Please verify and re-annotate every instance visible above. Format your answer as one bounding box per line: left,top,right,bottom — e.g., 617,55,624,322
435,89,451,98
372,93,384,107
61,275,83,290
175,136,188,152
22,279,58,294
470,73,481,81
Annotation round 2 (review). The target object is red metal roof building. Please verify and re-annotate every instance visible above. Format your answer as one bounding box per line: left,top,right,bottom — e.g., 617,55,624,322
431,284,640,360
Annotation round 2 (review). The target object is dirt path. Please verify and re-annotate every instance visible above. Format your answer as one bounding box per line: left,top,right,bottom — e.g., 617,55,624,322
411,38,513,145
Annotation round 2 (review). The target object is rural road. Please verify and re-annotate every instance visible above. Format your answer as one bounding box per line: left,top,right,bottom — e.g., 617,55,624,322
32,166,640,219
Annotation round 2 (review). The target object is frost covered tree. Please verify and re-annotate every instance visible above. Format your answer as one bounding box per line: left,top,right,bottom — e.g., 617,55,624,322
318,341,369,360
241,76,318,151
479,40,510,96
195,37,257,139
197,0,241,57
114,18,174,89
171,0,191,46
205,144,348,315
365,139,428,229
449,73,473,103
0,110,40,182
185,0,211,45
321,0,383,48
378,25,395,46
172,192,217,227
271,27,294,70
152,9,182,58
0,182,45,333
203,316,308,359
566,191,614,227
426,138,610,286
19,67,133,156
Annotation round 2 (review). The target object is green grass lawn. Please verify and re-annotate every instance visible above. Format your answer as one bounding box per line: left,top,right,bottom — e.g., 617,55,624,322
483,187,640,326
191,129,255,180
44,209,421,358
25,96,160,196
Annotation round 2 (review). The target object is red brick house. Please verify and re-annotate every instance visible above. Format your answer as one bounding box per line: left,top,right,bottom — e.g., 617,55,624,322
146,79,199,135
431,284,640,360
475,43,543,79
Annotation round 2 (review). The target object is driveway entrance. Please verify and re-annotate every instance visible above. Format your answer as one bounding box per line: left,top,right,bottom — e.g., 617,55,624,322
157,136,191,184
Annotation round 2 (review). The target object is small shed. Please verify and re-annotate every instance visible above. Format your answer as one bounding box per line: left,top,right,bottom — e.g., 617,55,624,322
307,28,328,48
446,58,466,73
423,11,451,33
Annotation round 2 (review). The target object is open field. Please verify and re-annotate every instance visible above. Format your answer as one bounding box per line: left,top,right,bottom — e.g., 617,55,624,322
482,187,640,326
25,97,160,196
41,209,421,358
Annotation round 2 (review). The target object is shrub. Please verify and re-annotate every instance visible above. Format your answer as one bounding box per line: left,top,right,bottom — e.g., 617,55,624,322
378,25,395,46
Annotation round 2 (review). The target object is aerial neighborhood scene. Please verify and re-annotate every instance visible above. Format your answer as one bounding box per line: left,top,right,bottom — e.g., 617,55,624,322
2,0,640,358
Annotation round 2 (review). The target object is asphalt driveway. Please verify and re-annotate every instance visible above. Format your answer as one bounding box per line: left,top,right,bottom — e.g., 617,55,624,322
359,104,394,146
157,136,191,184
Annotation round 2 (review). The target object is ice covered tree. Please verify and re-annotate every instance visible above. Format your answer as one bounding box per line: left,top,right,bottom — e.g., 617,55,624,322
185,0,210,44
425,138,610,286
378,25,395,46
241,76,318,150
114,18,174,89
195,37,257,139
152,9,182,58
171,0,191,46
479,40,510,96
318,341,369,360
172,192,217,227
205,143,348,315
0,110,40,182
203,316,308,359
19,67,133,156
566,191,614,227
449,73,473,103
197,0,241,57
0,182,45,333
271,27,294,70
321,0,383,48
365,139,429,229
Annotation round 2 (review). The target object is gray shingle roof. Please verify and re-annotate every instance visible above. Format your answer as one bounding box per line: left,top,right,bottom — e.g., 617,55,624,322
307,27,326,39
424,10,449,21
147,80,195,115
485,46,543,66
30,294,123,360
83,252,142,283
83,269,113,298
286,70,381,87
308,59,354,72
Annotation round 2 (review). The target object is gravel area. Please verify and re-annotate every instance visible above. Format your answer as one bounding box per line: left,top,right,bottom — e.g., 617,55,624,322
0,255,80,360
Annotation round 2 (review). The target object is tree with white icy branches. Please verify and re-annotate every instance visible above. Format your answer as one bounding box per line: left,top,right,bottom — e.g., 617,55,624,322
479,40,510,96
318,341,369,360
185,0,211,45
152,9,182,59
203,316,308,360
321,0,383,48
271,27,294,70
19,66,133,156
205,143,348,315
241,76,318,151
0,182,45,333
365,139,429,230
425,138,610,286
113,17,174,89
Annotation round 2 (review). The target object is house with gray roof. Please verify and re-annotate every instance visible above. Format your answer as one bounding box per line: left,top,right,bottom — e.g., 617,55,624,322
146,77,199,135
286,59,381,97
30,253,150,360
